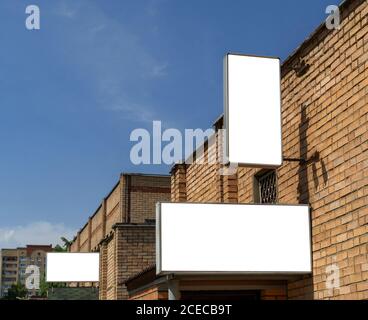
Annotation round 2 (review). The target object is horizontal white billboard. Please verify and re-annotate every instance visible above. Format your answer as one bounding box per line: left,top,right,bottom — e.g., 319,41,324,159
224,53,283,167
46,253,100,282
157,203,311,275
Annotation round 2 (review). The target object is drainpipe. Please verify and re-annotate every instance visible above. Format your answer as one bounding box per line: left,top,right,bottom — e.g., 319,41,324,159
167,275,180,300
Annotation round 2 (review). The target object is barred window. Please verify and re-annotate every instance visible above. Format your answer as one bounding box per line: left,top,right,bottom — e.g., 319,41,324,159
254,170,277,204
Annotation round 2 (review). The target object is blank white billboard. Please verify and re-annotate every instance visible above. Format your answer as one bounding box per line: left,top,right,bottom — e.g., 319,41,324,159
46,253,99,282
224,53,283,167
157,203,311,275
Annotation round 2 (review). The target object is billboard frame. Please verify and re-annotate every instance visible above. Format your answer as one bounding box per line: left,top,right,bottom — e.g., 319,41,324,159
224,52,284,168
156,202,312,276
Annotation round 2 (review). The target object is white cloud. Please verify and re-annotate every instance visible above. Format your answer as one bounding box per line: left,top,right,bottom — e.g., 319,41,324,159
0,222,76,249
109,103,155,123
150,63,168,78
55,1,80,19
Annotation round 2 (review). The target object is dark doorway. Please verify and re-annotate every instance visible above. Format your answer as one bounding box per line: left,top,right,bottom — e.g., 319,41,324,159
180,290,261,301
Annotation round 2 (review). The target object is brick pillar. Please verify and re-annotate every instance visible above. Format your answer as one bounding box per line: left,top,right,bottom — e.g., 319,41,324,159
223,173,238,203
102,198,107,238
119,174,131,223
76,231,81,251
171,164,187,202
87,217,92,252
99,242,108,300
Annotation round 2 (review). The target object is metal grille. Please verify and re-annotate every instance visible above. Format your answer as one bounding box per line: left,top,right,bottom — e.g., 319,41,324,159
258,170,277,204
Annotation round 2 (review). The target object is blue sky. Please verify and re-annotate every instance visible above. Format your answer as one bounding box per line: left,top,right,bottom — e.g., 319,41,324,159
0,0,337,247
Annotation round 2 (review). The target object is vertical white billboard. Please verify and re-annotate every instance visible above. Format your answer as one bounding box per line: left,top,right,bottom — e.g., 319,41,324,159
224,53,283,167
157,202,311,275
46,253,100,282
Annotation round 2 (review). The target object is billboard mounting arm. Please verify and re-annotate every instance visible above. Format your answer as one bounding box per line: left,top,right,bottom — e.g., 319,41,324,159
283,151,319,165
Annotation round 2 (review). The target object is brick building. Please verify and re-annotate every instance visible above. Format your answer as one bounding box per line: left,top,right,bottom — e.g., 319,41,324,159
125,0,368,300
0,245,52,297
69,173,171,300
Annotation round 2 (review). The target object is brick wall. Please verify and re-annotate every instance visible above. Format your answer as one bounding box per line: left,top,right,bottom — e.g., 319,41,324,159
98,224,156,300
115,225,156,300
70,173,170,253
91,205,104,250
99,242,107,300
70,173,170,299
171,0,368,300
105,236,116,300
79,224,90,253
105,183,121,235
129,287,168,300
130,175,171,224
278,0,368,300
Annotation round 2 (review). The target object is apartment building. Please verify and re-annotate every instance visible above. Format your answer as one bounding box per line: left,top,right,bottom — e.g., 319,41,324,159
0,245,52,297
69,173,171,299
124,0,368,300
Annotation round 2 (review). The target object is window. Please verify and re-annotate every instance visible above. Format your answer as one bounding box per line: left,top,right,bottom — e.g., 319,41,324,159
3,256,17,262
253,170,277,204
3,277,17,282
2,270,17,276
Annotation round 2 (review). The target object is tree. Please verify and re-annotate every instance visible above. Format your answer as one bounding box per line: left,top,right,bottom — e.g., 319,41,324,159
4,282,27,300
60,237,72,249
53,244,66,252
43,237,71,294
39,275,49,297
54,237,72,252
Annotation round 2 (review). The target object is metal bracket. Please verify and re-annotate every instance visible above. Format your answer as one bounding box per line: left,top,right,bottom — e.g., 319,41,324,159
292,58,310,77
283,151,319,165
283,157,307,164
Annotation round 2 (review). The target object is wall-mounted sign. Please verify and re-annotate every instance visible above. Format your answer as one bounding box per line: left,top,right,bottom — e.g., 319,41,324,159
156,202,311,275
46,253,99,282
224,53,283,168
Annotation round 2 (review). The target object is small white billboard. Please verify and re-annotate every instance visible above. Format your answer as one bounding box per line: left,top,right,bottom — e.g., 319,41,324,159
156,202,311,275
46,253,100,282
224,53,283,167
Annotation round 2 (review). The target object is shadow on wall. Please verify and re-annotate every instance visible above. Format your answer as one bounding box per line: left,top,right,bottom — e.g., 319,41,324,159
294,104,330,299
297,105,329,204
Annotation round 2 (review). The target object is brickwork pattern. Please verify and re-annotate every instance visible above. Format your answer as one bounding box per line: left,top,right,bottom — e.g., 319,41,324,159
70,173,170,300
70,174,170,253
171,0,368,300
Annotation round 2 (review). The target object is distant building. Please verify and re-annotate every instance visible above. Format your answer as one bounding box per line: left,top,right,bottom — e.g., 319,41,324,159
0,245,53,297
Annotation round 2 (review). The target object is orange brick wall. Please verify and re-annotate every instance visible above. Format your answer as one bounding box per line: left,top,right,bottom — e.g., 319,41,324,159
278,0,368,300
98,225,156,300
129,287,168,300
130,175,171,224
99,242,108,300
70,173,170,253
91,206,103,250
115,225,156,300
70,173,170,300
105,184,122,235
185,133,222,203
171,0,368,300
105,236,116,300
79,224,89,253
